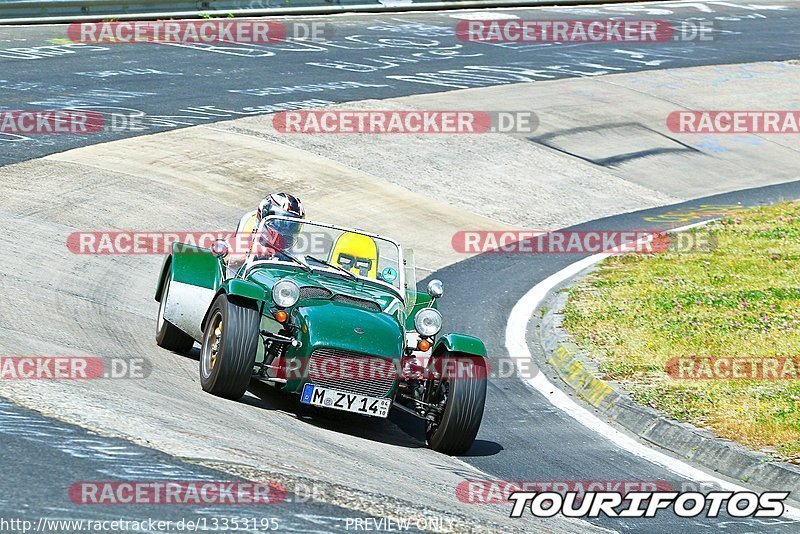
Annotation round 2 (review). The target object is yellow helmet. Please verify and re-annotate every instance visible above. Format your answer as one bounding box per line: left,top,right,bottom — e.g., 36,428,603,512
330,232,378,278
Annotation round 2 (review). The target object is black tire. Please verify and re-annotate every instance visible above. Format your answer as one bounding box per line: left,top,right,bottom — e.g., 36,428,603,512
155,274,195,353
425,352,488,455
200,294,260,400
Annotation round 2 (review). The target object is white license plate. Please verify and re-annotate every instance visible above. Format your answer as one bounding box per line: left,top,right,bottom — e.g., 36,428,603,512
300,384,391,418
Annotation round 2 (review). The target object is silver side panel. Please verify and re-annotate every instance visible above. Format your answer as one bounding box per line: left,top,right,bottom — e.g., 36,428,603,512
164,281,216,342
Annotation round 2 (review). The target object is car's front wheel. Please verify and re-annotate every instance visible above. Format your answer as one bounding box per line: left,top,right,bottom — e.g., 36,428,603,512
200,294,260,400
425,351,488,455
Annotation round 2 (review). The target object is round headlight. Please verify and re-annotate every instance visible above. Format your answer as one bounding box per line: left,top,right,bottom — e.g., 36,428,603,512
414,308,443,337
272,279,300,308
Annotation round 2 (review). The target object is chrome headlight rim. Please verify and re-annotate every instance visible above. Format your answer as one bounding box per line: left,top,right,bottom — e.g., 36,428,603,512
272,279,300,308
414,308,443,338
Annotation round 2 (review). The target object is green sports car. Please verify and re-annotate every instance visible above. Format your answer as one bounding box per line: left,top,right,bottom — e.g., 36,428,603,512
154,215,487,454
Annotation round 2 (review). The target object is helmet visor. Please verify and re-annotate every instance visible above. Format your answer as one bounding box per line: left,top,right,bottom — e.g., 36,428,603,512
267,217,302,250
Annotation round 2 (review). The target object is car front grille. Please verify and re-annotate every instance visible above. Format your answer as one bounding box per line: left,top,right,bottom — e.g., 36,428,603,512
306,348,397,398
299,286,333,300
331,294,382,312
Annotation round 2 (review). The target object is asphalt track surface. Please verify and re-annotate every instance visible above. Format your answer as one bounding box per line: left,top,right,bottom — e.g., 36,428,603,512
0,398,392,532
1,0,799,166
2,1,800,532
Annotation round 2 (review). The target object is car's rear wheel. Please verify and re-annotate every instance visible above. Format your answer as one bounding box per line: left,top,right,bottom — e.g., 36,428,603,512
200,294,260,400
156,274,195,353
425,351,487,455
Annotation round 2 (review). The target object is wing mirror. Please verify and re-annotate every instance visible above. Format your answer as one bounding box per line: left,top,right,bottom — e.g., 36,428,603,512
211,240,230,259
427,279,444,299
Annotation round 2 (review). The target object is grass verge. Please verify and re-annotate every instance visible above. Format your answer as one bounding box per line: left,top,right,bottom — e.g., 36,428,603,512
563,202,800,461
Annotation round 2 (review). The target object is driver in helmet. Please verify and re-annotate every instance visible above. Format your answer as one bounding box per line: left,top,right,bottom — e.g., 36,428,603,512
251,193,305,260
226,193,305,272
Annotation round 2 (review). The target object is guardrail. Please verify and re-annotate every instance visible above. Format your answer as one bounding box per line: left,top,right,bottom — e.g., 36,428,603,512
0,0,652,24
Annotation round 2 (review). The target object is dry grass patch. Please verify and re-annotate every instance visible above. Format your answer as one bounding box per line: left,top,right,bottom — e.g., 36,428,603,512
563,202,800,460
